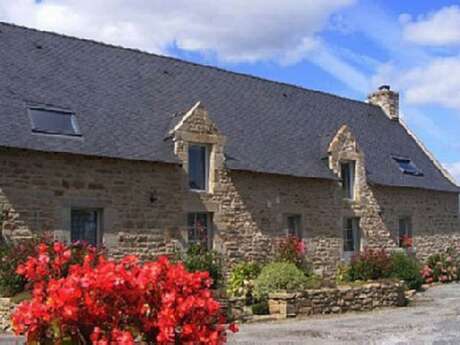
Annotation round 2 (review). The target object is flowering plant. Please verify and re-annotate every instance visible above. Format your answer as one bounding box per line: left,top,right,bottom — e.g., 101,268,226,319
12,241,236,344
275,236,309,274
399,235,413,249
348,247,392,281
422,249,459,284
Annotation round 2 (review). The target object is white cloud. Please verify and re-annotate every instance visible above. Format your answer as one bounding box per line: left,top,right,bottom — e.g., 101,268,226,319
372,57,460,110
444,162,460,185
0,0,354,63
402,5,460,46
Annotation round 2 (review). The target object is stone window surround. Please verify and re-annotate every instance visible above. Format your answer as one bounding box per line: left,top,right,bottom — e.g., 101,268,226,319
53,198,115,247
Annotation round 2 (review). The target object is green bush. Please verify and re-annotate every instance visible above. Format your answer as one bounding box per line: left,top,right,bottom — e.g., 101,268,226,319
390,252,423,290
254,262,308,299
181,244,223,289
227,261,261,302
347,248,392,281
251,300,269,315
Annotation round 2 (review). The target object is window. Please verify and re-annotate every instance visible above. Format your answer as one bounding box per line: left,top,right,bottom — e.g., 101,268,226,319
187,213,212,249
70,209,101,246
188,144,209,191
343,218,360,254
28,107,81,136
285,214,302,238
398,217,413,248
341,161,356,200
393,157,423,176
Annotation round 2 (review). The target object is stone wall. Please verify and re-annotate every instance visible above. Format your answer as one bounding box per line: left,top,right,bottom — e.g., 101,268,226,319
267,281,406,318
0,147,184,260
0,298,14,334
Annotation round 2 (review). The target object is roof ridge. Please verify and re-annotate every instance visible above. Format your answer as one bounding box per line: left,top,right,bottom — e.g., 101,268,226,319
0,20,374,108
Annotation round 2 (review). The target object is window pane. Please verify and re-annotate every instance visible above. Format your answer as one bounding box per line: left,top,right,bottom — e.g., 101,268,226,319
188,145,207,190
343,218,360,252
29,108,80,136
71,209,98,245
399,218,412,247
341,162,355,199
187,212,211,248
287,215,301,237
393,157,423,176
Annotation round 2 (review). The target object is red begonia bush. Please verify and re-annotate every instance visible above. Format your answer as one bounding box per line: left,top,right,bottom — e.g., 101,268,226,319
12,241,237,344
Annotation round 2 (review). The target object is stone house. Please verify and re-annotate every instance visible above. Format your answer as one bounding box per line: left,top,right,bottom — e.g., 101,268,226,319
0,22,459,274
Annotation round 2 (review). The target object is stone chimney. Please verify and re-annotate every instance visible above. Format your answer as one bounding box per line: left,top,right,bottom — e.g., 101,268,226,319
367,85,399,121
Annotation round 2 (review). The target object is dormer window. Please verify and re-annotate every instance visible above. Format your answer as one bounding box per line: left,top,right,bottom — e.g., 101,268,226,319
341,161,356,200
188,144,209,191
393,157,423,176
28,107,80,136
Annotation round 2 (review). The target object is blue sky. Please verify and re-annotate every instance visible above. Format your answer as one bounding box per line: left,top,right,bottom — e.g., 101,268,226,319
1,0,459,183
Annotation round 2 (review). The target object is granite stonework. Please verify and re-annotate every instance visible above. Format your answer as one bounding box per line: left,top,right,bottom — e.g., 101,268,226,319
0,298,14,334
0,103,459,275
267,281,406,318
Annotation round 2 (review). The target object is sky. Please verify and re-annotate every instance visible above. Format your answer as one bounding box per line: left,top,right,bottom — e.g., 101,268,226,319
0,0,459,184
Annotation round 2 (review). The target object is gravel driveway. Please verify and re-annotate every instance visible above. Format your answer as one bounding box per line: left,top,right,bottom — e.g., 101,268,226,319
228,283,460,345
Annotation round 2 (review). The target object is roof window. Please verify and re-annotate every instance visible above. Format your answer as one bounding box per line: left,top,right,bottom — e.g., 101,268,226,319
28,107,81,136
392,156,423,176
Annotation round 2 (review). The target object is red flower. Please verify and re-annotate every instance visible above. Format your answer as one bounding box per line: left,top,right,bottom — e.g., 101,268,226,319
13,241,234,345
229,323,239,333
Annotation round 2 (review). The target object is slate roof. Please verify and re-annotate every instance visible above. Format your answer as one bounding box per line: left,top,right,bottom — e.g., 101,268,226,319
0,22,458,193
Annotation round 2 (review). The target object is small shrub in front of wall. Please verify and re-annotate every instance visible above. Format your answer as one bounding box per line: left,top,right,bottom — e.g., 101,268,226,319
182,244,223,289
254,262,308,299
390,252,424,290
422,248,460,284
227,261,261,303
347,248,392,282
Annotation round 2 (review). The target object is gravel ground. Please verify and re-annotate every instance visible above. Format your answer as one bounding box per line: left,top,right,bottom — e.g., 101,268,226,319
228,283,460,345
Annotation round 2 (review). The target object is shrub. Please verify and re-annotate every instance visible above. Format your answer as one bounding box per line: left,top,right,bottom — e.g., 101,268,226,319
390,252,423,290
347,248,392,281
12,241,236,345
423,249,459,284
254,262,308,299
275,236,311,274
251,300,269,315
181,244,223,289
227,262,261,302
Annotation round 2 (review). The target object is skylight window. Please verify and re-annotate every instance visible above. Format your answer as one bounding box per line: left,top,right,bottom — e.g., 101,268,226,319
393,157,423,176
28,107,81,136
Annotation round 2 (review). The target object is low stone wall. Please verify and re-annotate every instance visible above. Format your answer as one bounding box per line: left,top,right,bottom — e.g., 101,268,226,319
268,281,406,319
0,298,14,334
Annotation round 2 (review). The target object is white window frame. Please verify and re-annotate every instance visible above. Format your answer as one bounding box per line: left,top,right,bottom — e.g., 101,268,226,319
343,217,360,260
188,144,210,192
341,161,356,200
